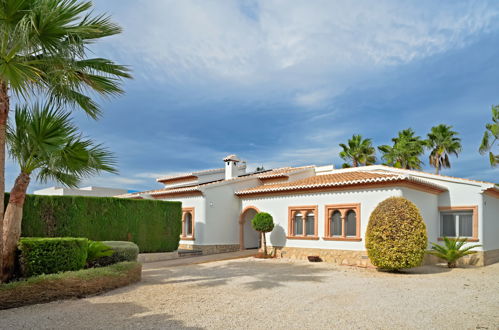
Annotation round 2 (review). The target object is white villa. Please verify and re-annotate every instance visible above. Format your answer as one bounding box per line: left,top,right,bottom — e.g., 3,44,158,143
118,155,499,266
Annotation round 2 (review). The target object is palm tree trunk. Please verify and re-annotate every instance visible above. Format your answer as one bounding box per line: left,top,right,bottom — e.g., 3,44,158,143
0,81,9,281
353,159,358,167
1,172,30,282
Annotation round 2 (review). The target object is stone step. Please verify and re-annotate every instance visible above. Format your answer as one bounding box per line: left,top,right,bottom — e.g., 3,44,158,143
178,249,203,258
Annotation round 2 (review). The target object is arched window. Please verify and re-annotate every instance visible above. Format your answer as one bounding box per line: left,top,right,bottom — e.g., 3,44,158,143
345,210,356,237
184,212,193,236
330,210,342,236
324,204,360,241
293,212,303,236
305,212,315,236
181,207,195,240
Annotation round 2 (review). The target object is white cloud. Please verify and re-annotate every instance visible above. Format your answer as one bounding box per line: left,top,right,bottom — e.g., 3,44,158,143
98,0,499,92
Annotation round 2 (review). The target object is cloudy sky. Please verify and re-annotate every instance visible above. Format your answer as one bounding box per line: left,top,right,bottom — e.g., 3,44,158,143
13,0,499,192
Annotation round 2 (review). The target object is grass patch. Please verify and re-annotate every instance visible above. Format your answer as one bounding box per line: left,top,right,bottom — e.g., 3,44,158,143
0,262,141,309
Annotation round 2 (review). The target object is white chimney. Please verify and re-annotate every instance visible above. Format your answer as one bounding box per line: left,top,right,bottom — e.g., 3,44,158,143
224,154,241,180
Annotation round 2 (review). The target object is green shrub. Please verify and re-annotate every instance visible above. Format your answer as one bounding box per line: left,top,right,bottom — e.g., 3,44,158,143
251,212,274,255
7,193,182,252
18,237,88,277
365,197,427,270
87,241,114,265
429,237,482,268
94,241,139,266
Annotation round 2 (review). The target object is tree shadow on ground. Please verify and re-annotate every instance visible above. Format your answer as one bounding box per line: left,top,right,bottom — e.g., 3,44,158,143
0,301,202,330
142,258,332,290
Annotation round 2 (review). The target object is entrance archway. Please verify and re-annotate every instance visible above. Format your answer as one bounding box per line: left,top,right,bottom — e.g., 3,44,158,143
239,206,261,250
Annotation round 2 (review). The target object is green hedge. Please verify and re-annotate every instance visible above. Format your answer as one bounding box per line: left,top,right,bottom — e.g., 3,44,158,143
18,237,88,277
8,194,182,253
95,241,139,266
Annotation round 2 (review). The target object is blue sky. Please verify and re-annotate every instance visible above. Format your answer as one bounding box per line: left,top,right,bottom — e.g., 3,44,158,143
12,0,499,192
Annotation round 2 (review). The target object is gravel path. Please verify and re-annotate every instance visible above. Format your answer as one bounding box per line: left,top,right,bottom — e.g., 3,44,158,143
1,257,498,329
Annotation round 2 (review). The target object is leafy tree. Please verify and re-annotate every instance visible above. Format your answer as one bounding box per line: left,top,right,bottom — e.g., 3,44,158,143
2,103,117,281
251,212,274,256
339,134,376,167
0,0,130,280
428,237,481,268
479,105,499,167
426,124,462,174
378,129,425,169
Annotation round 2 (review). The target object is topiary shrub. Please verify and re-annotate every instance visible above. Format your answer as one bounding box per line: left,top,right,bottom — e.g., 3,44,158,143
18,237,88,277
365,197,427,270
251,212,274,256
93,241,139,266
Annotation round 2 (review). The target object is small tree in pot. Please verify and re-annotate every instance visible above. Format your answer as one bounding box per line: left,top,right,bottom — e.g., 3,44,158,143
251,212,274,256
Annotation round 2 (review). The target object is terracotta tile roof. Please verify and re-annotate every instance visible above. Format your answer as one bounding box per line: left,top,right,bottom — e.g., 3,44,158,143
156,168,224,183
255,166,312,179
236,171,447,195
116,182,208,199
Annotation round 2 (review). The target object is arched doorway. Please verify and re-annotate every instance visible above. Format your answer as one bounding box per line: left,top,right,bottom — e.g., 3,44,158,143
239,206,261,250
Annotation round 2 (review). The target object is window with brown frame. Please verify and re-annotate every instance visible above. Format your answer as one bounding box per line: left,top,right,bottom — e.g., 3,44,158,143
287,206,319,240
181,207,195,240
323,204,361,241
438,206,478,242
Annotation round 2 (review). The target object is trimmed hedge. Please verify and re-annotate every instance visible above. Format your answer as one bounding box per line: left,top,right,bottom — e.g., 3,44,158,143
365,197,428,270
94,241,139,266
0,262,141,310
19,237,88,277
8,193,182,252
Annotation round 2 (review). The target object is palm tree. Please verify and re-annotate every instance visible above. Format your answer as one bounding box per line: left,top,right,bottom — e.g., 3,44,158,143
479,105,499,167
2,103,117,281
378,129,425,169
426,124,462,174
0,0,130,280
339,134,376,167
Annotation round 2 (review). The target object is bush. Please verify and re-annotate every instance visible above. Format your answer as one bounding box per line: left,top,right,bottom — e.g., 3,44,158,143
251,212,274,256
86,241,114,266
93,241,139,266
7,193,182,252
365,197,427,270
18,237,88,277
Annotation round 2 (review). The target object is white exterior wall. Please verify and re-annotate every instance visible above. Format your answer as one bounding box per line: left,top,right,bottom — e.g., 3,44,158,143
400,187,439,248
242,187,404,251
160,195,206,246
202,178,261,245
483,194,499,251
34,186,127,197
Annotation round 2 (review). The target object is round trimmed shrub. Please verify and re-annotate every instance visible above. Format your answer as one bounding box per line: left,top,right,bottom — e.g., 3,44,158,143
251,212,274,233
94,241,139,266
365,197,427,270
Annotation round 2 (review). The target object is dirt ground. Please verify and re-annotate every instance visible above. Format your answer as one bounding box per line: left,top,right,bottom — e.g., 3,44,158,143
1,256,498,329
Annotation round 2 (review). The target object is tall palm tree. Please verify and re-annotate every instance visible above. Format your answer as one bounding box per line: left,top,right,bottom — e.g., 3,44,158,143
479,105,499,167
378,129,425,169
426,124,462,174
0,0,130,279
2,103,117,281
339,134,376,167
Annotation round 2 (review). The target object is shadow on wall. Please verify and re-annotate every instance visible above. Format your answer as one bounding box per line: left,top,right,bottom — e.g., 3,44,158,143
142,258,331,290
270,224,286,247
0,301,202,329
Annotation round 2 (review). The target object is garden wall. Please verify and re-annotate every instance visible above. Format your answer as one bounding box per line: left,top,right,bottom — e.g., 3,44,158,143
7,194,181,252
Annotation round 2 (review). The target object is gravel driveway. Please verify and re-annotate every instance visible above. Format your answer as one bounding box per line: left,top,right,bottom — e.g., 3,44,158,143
1,257,498,329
